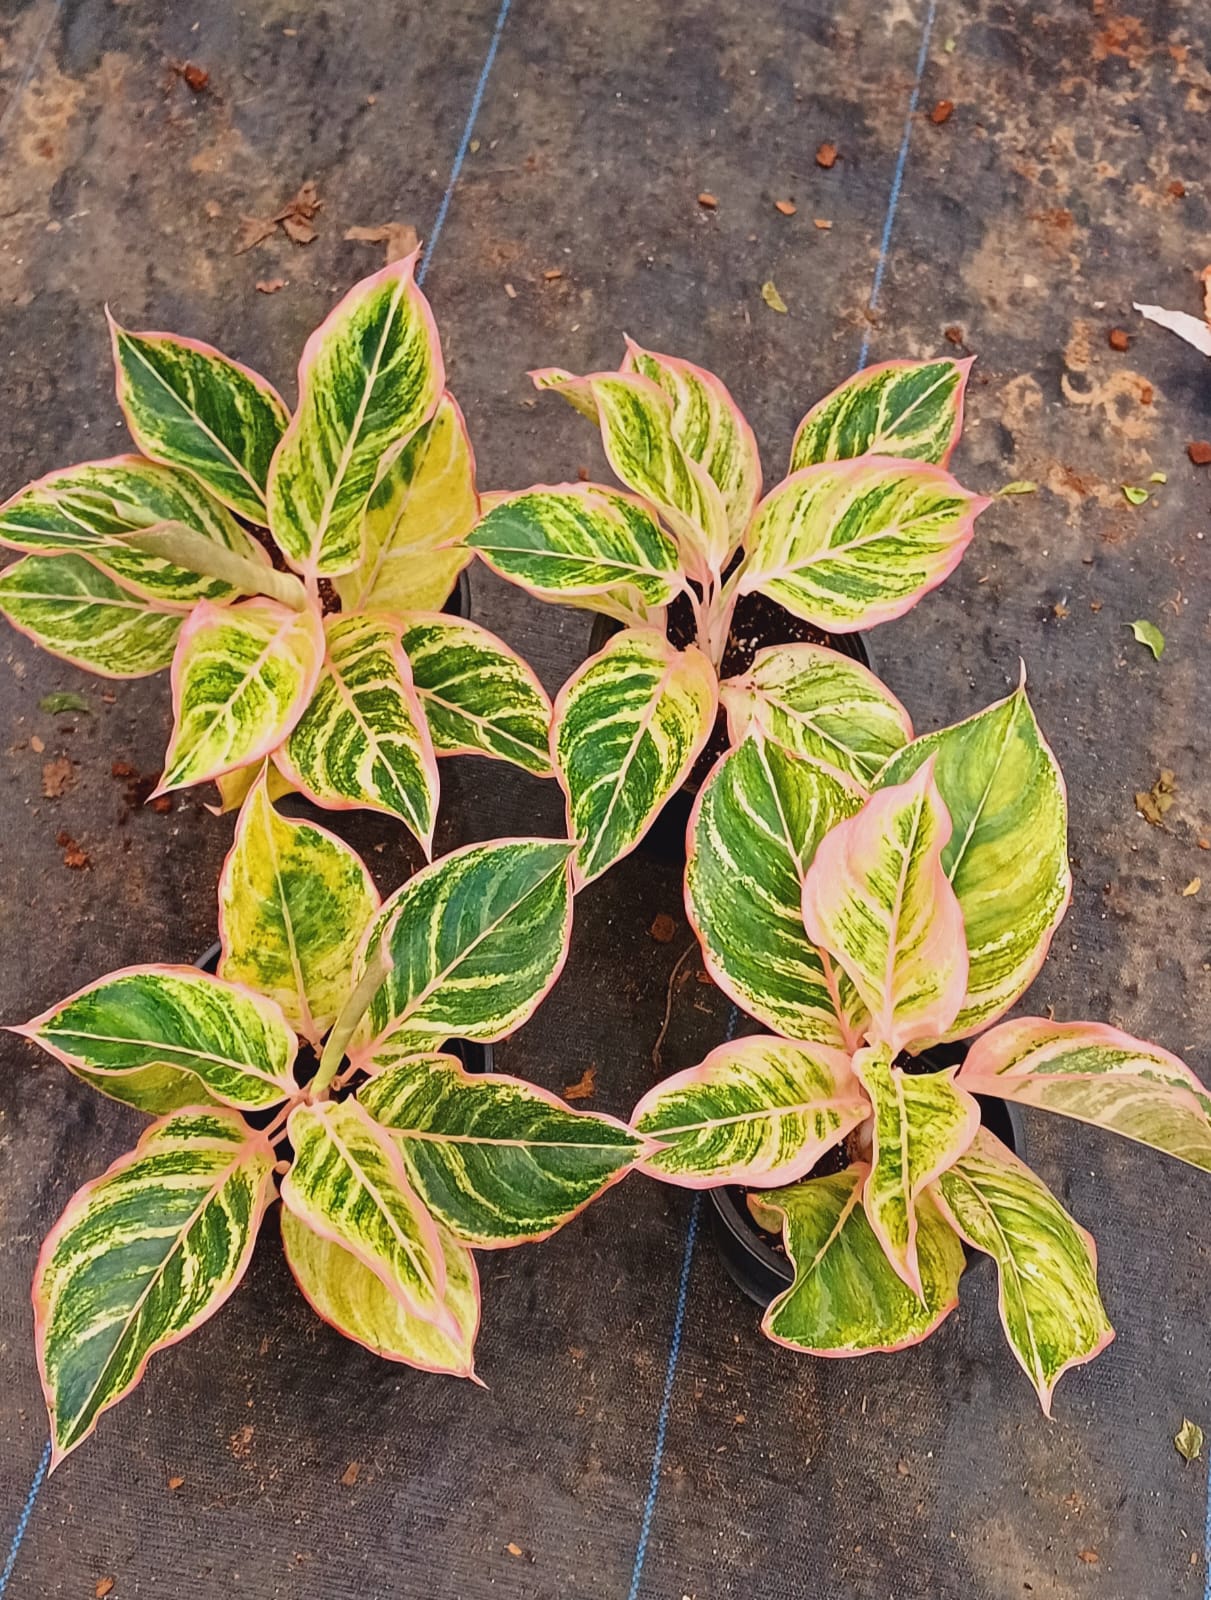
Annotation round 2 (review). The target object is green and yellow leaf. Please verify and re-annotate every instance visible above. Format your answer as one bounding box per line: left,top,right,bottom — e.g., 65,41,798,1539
34,1109,274,1465
622,339,762,538
351,838,575,1070
282,1100,454,1335
15,964,299,1111
737,458,986,632
554,626,717,887
801,760,969,1052
281,1207,480,1377
334,392,476,615
360,1052,642,1246
276,611,438,850
209,759,296,815
790,357,972,470
532,367,729,578
218,769,380,1047
467,484,683,607
876,679,1071,1039
852,1043,979,1294
931,1129,1114,1414
750,1169,964,1355
266,254,444,578
400,613,553,776
0,552,184,678
159,598,325,793
109,318,289,523
686,733,863,1047
720,642,912,790
631,1034,866,1188
957,1017,1211,1172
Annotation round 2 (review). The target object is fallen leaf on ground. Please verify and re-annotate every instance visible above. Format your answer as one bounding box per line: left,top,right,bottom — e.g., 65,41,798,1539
944,324,964,344
815,142,837,168
998,480,1037,495
169,59,209,93
341,1461,361,1486
1182,877,1201,897
42,757,73,798
697,192,717,209
39,691,88,714
1078,1550,1099,1566
234,215,277,254
1134,301,1211,357
1127,619,1164,658
1108,327,1130,351
506,1543,524,1559
1188,440,1211,465
1052,601,1069,619
344,222,420,262
1175,1418,1203,1461
95,1580,114,1599
56,829,89,869
1135,769,1176,826
650,913,677,943
1149,471,1167,483
761,280,788,314
930,99,954,123
1121,485,1149,505
813,218,832,229
543,267,563,281
30,734,44,753
167,1475,184,1491
256,278,286,294
563,1065,596,1102
774,199,796,216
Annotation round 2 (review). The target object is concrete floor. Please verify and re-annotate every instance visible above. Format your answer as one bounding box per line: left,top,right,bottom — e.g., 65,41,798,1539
0,1,1208,1595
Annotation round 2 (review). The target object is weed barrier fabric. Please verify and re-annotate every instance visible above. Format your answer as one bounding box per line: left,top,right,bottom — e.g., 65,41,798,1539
1,0,1209,1594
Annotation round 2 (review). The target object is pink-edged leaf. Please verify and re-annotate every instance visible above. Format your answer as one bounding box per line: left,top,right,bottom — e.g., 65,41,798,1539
801,758,969,1052
790,356,973,470
956,1017,1211,1172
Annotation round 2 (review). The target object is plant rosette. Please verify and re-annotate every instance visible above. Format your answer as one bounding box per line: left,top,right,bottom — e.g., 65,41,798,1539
0,252,554,850
628,675,1211,1413
11,770,646,1467
468,344,985,887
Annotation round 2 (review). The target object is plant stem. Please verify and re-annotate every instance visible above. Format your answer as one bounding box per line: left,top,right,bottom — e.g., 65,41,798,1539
126,525,309,610
311,945,391,1097
705,567,744,666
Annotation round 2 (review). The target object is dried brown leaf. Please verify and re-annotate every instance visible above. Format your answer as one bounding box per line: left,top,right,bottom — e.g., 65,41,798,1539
563,1065,597,1102
42,757,73,797
344,222,420,261
256,278,287,294
815,142,837,168
234,215,277,254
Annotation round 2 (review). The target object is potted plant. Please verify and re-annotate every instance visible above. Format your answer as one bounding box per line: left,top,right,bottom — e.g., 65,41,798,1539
467,344,986,885
0,253,553,846
628,681,1211,1411
11,768,644,1467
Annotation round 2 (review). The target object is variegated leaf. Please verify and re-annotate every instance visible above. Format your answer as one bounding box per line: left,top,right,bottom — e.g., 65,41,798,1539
66,1061,224,1116
720,642,912,790
34,1109,273,1465
281,1206,480,1377
737,458,986,632
532,367,729,578
360,1053,642,1246
686,733,864,1047
467,484,683,607
282,1100,454,1335
622,339,762,537
109,318,289,523
957,1017,1211,1172
218,769,380,1046
931,1128,1114,1413
267,254,444,578
0,455,268,607
276,611,438,850
852,1042,979,1295
334,392,476,615
209,759,296,815
790,357,972,470
554,626,717,888
400,613,553,776
875,681,1071,1039
351,839,575,1070
750,1169,964,1356
630,1035,866,1188
14,964,298,1111
801,760,969,1052
0,552,183,678
159,598,324,793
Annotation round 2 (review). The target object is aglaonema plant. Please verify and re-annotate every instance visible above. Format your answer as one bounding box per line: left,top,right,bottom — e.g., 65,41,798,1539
0,251,553,848
627,679,1211,1411
11,769,644,1466
466,344,986,886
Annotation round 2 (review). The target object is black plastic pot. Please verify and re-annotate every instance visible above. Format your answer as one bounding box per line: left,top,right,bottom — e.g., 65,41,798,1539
447,566,472,620
707,1046,1025,1307
586,595,874,863
195,941,494,1076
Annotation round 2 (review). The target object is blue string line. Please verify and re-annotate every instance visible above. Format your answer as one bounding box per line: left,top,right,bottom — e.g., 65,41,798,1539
0,1443,51,1598
417,0,513,286
856,0,939,372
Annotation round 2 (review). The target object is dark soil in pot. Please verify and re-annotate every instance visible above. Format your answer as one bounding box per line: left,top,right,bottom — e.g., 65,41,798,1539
587,587,872,861
707,1040,1026,1309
